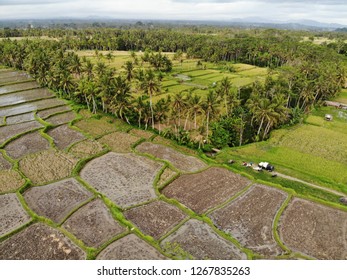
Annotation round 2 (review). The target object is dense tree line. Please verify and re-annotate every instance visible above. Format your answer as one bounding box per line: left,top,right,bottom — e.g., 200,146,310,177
0,27,345,149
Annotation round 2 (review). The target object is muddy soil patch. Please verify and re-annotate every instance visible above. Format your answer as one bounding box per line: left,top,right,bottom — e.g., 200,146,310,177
162,167,250,214
136,142,206,172
47,124,85,150
0,98,67,118
19,150,78,185
157,167,177,187
74,118,117,137
0,121,43,145
6,112,35,125
0,223,86,260
0,88,54,107
96,234,167,260
23,178,93,224
68,139,104,159
279,198,347,259
45,111,77,126
209,184,287,257
98,131,139,153
0,81,39,95
0,170,25,193
161,219,246,260
37,105,72,119
124,200,187,239
0,154,11,170
4,131,50,160
63,199,125,248
80,152,163,208
0,193,31,237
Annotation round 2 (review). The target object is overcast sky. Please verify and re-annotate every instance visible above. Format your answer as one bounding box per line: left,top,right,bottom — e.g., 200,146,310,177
0,0,347,25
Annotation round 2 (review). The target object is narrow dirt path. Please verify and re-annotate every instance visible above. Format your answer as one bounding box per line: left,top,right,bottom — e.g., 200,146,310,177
276,172,346,197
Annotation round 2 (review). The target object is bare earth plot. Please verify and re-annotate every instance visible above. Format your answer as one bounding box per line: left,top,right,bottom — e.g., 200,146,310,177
0,88,54,107
80,152,163,208
161,219,246,260
68,139,104,159
23,178,93,224
136,142,207,172
0,120,43,145
0,223,86,260
4,131,50,160
209,184,287,257
0,98,67,117
19,149,78,185
279,198,347,259
45,111,77,126
0,170,25,193
162,167,250,214
37,105,72,119
63,199,125,248
98,131,140,153
0,81,39,95
0,154,11,170
0,193,31,237
6,112,35,125
96,234,168,260
47,124,85,150
124,200,187,239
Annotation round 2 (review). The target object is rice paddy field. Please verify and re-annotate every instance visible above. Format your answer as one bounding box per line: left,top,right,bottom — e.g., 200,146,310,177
1,68,347,260
76,50,269,102
216,104,347,195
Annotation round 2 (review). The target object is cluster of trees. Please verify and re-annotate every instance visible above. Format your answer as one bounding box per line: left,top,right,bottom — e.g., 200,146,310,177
0,26,345,149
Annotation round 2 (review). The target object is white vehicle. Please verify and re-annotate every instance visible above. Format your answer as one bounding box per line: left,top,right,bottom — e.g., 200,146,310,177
258,162,275,171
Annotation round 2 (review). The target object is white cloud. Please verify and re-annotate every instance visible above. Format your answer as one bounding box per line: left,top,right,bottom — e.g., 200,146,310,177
0,0,346,25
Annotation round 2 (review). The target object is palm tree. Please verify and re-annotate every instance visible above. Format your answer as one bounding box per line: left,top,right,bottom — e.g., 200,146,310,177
154,97,170,133
105,51,114,64
216,77,233,116
188,93,204,130
132,95,148,128
139,69,161,129
83,59,94,80
202,90,220,142
96,68,115,113
123,60,135,82
172,92,186,129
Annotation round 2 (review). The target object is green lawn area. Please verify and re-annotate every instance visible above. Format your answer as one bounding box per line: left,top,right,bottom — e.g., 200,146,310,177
215,105,347,194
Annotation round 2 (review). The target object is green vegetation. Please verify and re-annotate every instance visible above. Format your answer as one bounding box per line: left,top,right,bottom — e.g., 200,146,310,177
215,104,347,195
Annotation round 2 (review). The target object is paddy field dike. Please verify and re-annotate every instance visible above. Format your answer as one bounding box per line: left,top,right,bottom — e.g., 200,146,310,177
0,68,346,260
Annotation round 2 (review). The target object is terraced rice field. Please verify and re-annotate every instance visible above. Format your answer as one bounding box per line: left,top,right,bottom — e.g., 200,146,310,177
209,184,287,257
1,69,346,261
162,167,251,214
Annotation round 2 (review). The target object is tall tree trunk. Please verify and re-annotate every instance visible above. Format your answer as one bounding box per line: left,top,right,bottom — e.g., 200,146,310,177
206,111,210,142
149,91,154,129
257,116,264,136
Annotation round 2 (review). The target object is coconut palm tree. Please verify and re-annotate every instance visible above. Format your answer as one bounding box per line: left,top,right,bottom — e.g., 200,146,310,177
139,69,161,129
216,77,233,117
123,60,135,82
202,90,220,142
